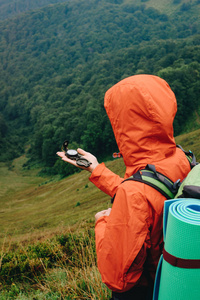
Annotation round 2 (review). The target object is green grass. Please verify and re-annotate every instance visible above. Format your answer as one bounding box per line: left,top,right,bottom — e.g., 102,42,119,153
0,227,111,299
175,128,200,159
0,154,125,246
0,129,200,298
1,129,200,247
1,129,200,246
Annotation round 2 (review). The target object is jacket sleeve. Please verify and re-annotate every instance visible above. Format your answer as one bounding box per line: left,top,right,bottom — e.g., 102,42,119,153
95,181,151,292
89,163,124,197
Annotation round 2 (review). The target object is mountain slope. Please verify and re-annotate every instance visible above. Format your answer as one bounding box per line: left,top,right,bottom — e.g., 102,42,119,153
0,0,67,20
125,0,200,15
0,128,200,245
1,0,199,20
0,0,200,171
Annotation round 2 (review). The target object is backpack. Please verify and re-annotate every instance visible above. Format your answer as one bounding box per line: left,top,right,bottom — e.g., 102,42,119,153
120,145,198,201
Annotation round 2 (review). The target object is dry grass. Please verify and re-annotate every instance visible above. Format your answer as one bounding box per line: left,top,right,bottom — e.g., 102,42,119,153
37,231,111,299
0,226,111,299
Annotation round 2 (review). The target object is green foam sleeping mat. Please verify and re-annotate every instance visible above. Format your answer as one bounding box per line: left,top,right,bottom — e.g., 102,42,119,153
153,198,200,300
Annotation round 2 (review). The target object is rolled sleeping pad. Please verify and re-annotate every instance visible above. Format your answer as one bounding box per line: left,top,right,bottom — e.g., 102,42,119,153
153,198,200,300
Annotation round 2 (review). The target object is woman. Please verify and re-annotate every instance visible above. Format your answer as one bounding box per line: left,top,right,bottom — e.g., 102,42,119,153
57,75,190,300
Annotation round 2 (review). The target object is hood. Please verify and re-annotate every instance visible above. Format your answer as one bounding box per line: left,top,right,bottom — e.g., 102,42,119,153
104,75,177,178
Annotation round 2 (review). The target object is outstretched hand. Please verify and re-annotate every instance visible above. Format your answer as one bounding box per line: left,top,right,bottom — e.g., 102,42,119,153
56,148,99,173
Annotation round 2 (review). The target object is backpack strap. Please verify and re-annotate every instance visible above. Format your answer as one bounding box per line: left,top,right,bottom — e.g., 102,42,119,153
163,248,200,269
111,164,180,203
177,144,197,168
125,164,180,200
111,146,197,204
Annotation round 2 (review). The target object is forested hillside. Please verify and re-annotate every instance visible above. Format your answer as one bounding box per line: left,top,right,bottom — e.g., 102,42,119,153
0,0,200,176
0,0,67,20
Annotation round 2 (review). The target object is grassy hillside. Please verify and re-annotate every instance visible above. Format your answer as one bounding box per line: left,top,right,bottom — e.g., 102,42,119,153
0,153,126,246
1,0,200,297
175,128,200,158
1,129,200,246
0,129,200,299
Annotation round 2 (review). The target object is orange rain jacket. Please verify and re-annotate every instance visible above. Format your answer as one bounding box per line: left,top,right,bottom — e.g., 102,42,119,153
89,75,191,293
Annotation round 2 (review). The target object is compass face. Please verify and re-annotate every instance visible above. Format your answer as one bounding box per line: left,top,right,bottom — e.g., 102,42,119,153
67,149,78,158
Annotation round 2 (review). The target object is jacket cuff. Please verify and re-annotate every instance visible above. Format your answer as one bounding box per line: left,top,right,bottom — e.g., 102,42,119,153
89,163,106,180
89,163,123,197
